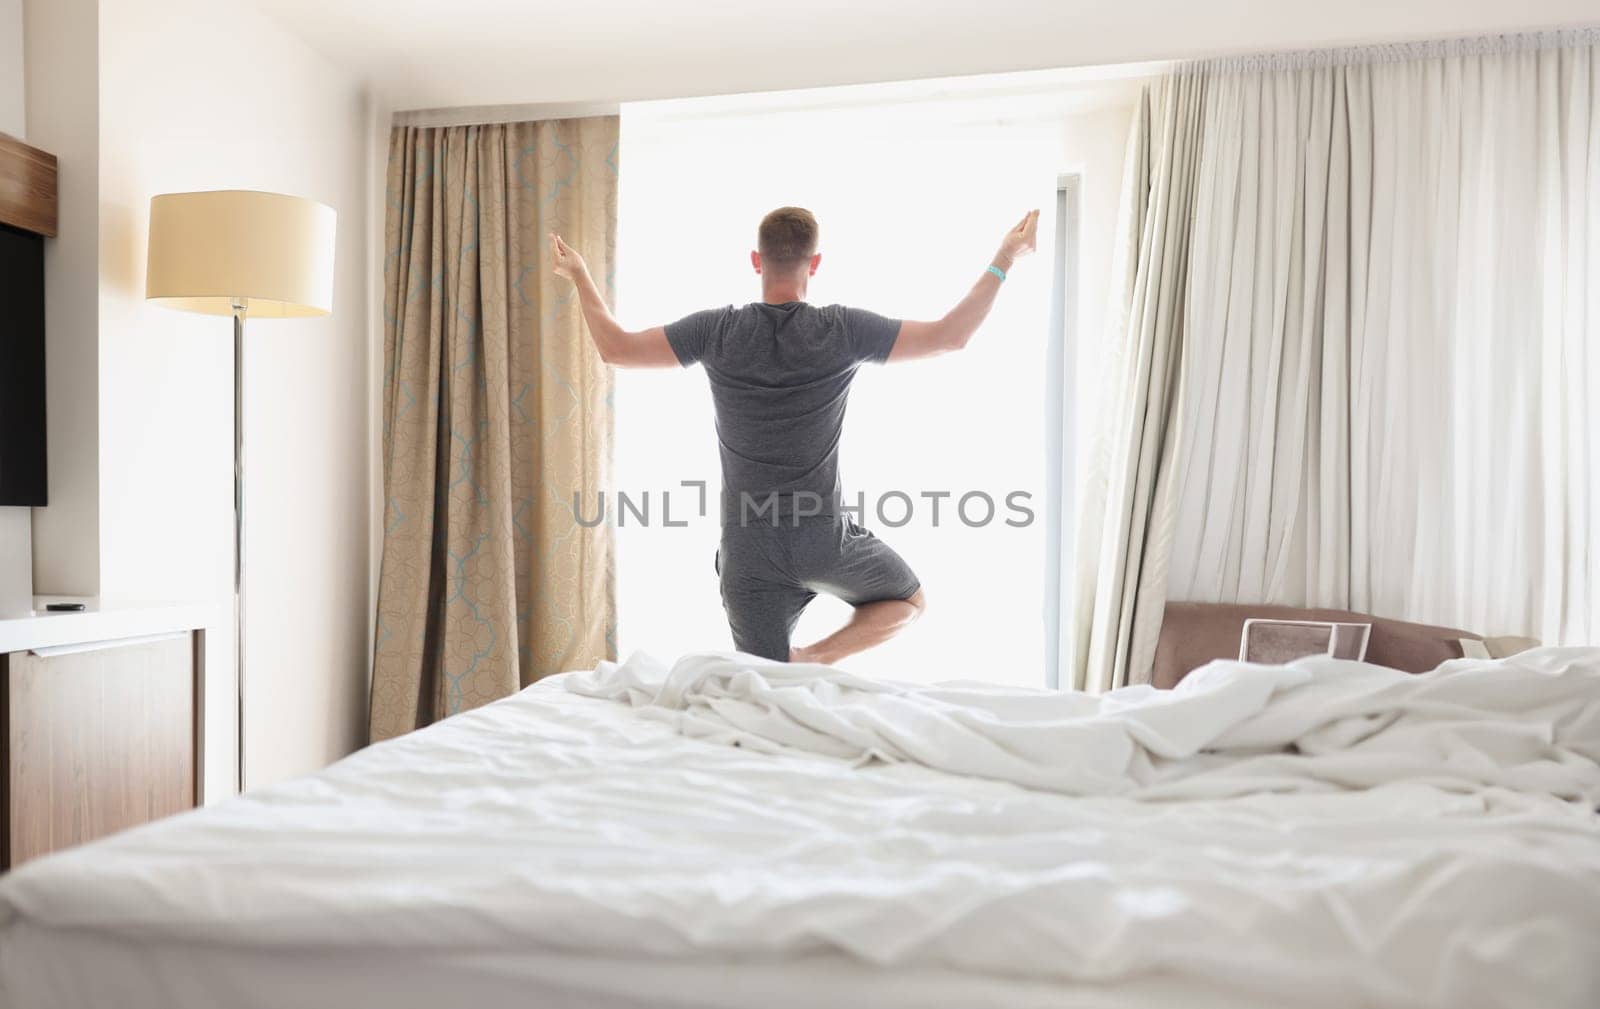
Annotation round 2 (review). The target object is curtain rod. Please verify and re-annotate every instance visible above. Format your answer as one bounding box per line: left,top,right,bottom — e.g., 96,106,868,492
1183,25,1599,74
392,101,620,128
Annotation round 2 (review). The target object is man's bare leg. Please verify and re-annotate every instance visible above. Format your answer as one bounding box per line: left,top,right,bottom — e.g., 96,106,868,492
790,589,925,665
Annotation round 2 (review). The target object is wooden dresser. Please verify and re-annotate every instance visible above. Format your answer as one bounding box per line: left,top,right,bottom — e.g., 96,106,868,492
0,599,212,869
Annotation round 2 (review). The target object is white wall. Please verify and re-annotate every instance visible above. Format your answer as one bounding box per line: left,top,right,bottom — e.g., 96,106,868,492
365,92,392,693
97,0,372,797
0,0,22,133
1059,97,1135,393
1056,89,1141,498
23,0,100,598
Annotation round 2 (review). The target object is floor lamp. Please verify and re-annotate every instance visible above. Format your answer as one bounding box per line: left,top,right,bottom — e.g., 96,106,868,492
145,190,337,793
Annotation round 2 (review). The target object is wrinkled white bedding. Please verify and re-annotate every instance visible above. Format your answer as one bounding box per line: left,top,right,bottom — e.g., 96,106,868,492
2,649,1598,1009
569,649,1600,801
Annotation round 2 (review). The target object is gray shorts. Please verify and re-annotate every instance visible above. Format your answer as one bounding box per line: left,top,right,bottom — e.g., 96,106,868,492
715,515,921,661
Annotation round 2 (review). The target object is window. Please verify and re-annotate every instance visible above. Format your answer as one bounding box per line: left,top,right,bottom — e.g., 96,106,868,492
1045,175,1080,688
612,72,1133,686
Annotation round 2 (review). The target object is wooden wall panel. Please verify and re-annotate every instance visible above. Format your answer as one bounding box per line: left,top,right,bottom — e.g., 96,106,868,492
3,635,195,868
0,133,58,238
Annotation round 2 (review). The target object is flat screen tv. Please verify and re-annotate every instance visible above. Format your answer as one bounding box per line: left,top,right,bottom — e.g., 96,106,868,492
0,221,47,506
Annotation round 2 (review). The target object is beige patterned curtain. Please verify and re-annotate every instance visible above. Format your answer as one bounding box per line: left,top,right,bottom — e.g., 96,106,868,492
370,117,618,741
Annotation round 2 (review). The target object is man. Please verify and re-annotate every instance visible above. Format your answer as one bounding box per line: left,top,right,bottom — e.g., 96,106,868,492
551,206,1038,664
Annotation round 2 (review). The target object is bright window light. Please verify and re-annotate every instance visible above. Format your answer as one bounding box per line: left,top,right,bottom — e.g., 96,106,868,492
614,74,1102,686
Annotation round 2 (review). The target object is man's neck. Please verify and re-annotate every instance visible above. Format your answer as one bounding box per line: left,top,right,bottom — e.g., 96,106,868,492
761,278,807,304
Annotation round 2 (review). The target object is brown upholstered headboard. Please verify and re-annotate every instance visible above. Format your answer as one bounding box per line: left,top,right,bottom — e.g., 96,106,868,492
1150,602,1480,689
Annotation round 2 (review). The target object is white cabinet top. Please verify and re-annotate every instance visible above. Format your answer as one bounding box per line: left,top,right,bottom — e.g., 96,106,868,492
0,597,219,654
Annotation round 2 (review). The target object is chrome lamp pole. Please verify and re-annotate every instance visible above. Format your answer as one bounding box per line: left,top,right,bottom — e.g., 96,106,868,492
232,297,247,792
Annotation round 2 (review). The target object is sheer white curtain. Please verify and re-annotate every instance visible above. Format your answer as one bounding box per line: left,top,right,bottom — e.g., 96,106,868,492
1070,29,1599,689
1065,73,1207,692
1166,30,1599,648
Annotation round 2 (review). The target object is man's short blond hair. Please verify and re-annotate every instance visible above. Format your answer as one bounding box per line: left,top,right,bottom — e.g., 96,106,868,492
757,207,819,269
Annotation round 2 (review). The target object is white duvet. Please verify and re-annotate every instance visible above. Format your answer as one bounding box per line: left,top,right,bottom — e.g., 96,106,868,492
3,648,1599,1009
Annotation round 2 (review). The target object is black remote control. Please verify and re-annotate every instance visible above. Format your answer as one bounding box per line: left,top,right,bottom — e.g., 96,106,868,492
44,602,86,612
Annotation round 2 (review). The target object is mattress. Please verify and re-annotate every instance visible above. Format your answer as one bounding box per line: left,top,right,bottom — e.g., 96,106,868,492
2,648,1598,1009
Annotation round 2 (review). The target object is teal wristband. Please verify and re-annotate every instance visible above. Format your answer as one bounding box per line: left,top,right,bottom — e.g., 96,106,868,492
986,264,1007,281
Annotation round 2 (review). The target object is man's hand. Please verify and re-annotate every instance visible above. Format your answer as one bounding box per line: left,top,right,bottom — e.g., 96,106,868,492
993,209,1040,271
551,231,679,367
549,232,587,281
886,209,1042,363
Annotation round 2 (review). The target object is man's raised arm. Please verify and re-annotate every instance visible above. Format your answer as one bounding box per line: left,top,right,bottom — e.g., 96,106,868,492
549,232,679,368
887,210,1039,363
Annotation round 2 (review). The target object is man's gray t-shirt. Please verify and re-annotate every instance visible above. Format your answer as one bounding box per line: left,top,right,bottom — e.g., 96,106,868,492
664,302,901,523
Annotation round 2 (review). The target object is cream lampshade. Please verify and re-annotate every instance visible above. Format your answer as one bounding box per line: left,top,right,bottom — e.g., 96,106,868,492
145,188,336,796
146,189,336,317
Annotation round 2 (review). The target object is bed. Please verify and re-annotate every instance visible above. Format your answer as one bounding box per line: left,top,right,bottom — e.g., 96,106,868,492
2,647,1598,1009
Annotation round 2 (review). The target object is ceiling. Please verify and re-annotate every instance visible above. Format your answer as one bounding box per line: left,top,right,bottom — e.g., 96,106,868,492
250,0,1599,112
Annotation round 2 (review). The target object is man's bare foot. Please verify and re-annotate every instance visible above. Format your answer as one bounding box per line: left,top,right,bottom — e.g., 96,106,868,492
788,592,924,667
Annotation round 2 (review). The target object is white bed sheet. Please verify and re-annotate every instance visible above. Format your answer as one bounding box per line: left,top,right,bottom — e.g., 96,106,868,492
0,923,1275,1009
2,648,1598,1009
